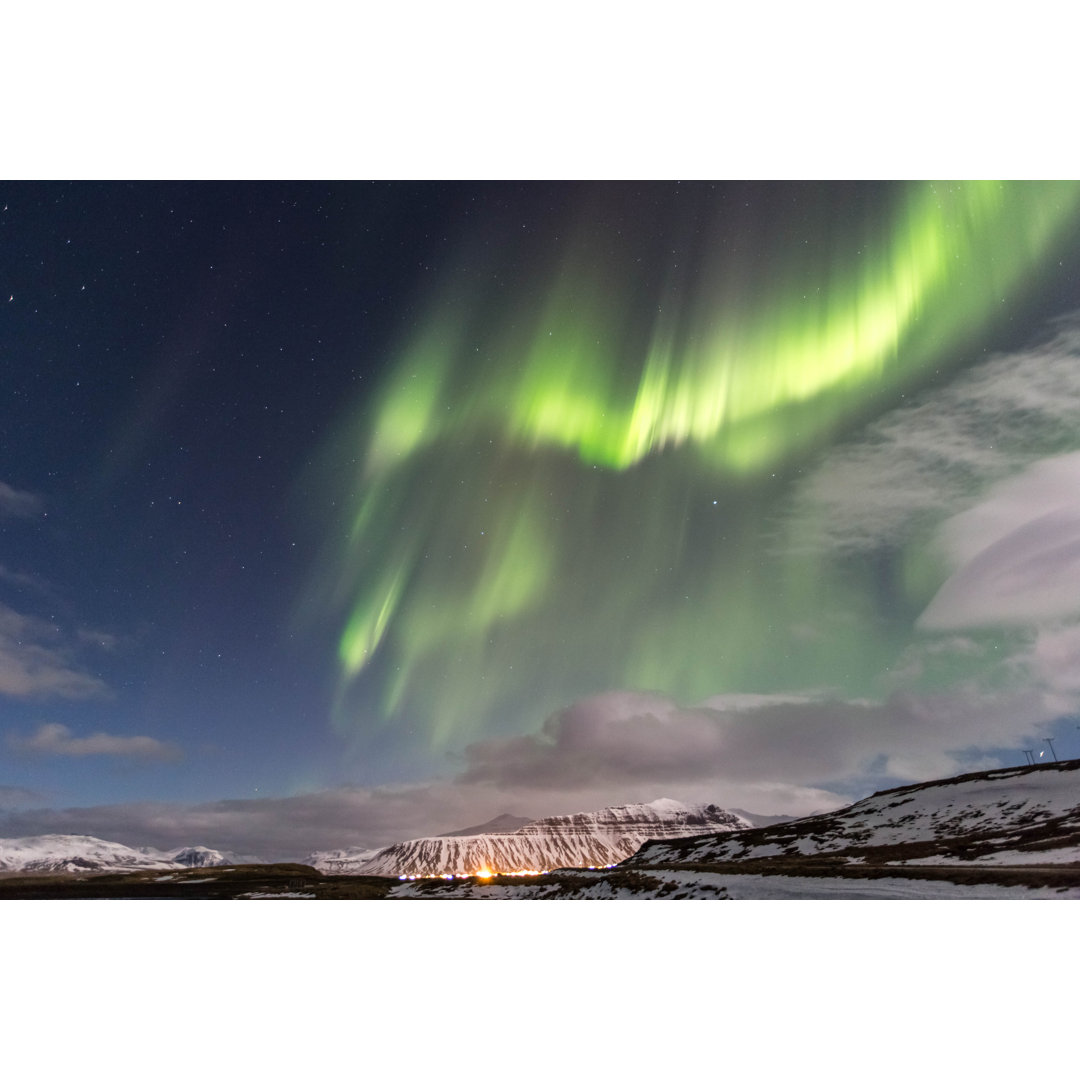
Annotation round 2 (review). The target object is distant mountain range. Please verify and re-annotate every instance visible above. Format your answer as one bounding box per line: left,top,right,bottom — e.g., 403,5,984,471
307,798,751,877
0,799,749,878
0,835,256,874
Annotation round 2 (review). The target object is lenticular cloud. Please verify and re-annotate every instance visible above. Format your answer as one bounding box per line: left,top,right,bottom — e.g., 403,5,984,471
920,452,1080,629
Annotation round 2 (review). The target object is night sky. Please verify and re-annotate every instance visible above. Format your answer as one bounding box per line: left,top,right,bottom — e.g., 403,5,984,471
6,181,1080,859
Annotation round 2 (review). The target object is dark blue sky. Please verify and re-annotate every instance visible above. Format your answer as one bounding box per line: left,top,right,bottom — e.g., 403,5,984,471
0,181,620,809
2,182,435,802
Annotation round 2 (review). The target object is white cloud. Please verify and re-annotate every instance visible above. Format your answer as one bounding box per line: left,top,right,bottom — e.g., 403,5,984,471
1006,620,1080,717
76,628,120,651
787,314,1080,557
0,481,42,518
919,454,1080,629
8,722,182,762
0,564,48,592
0,785,43,810
0,603,108,700
884,635,984,685
459,686,1058,797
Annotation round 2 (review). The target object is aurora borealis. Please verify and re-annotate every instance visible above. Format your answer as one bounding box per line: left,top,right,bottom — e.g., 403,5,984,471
364,183,1076,474
322,181,1080,747
7,180,1080,859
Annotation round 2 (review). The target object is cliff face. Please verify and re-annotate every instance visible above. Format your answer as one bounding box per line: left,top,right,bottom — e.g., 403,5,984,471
308,799,751,877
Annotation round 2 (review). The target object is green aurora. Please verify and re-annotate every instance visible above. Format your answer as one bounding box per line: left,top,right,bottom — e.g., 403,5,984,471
315,182,1080,746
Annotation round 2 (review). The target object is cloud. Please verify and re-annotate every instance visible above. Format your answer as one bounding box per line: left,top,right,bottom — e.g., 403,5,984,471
0,772,838,863
919,453,1080,629
787,314,1080,557
884,635,985,686
0,785,44,810
76,628,120,651
0,564,48,592
0,694,840,858
0,481,43,519
2,683,1058,860
0,783,526,861
1004,620,1080,719
8,722,182,762
460,687,1061,796
0,603,109,700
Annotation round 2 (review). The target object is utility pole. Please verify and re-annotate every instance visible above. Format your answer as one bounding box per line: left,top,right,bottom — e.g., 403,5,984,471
1023,750,1035,765
1044,737,1058,762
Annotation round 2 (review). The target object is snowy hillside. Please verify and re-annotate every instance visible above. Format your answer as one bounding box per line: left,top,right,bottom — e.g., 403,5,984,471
0,835,179,874
308,798,751,876
0,835,248,874
306,846,384,874
628,760,1080,868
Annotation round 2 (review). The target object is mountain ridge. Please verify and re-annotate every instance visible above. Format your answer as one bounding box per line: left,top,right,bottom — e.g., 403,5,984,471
307,798,751,877
626,759,1080,869
0,834,258,874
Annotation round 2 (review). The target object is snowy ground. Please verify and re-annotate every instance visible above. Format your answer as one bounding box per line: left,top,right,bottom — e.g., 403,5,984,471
389,867,1080,900
237,891,317,899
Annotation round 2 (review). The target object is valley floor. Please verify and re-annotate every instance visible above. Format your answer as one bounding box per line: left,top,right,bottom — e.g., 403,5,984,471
2,859,1079,899
390,864,1080,900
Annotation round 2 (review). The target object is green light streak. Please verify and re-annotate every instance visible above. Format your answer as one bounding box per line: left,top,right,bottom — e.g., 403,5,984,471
367,182,1080,475
317,182,1080,745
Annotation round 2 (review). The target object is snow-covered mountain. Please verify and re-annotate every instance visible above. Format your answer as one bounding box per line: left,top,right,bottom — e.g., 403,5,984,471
168,845,254,867
305,846,385,874
0,835,178,874
308,798,751,877
628,760,1080,868
0,835,252,874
